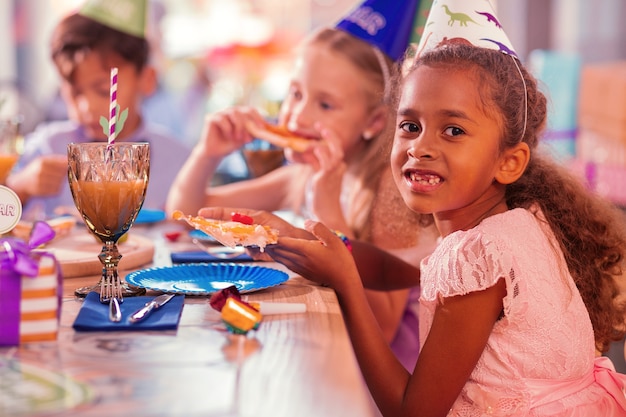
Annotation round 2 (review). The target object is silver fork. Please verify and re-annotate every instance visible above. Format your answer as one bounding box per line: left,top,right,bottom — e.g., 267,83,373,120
100,273,123,322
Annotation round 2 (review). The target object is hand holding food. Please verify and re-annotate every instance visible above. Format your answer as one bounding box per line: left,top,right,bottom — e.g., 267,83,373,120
198,207,315,241
172,210,279,252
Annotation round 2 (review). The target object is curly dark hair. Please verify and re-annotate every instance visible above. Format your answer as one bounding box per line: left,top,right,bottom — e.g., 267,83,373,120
50,12,149,81
401,44,626,353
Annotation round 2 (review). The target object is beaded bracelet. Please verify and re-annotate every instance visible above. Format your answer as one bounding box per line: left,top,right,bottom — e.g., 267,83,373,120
333,230,353,252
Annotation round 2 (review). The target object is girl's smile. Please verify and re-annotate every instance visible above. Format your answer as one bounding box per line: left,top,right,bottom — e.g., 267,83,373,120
403,168,444,193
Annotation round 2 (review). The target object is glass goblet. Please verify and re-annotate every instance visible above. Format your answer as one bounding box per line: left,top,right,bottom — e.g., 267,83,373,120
67,142,150,298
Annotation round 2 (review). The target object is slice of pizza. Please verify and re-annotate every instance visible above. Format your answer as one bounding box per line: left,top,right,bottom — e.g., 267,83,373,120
244,120,315,153
172,210,278,252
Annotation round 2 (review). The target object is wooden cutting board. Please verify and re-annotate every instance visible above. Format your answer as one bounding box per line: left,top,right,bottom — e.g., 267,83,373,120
44,228,155,278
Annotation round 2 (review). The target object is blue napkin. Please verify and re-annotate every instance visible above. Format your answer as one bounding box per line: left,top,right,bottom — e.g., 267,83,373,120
73,292,184,331
170,250,253,263
135,208,167,224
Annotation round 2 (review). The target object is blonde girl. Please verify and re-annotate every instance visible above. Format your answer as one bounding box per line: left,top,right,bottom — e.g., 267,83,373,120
167,27,438,370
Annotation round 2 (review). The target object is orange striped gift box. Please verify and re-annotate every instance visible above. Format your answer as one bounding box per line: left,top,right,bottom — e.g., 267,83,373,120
1,229,61,346
18,256,61,343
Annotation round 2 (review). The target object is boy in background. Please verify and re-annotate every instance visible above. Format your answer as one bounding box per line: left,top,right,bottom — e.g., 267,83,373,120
7,0,189,219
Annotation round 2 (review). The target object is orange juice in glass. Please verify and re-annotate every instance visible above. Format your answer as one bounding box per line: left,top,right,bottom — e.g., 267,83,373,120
0,154,18,184
71,179,147,243
0,118,22,184
68,142,150,297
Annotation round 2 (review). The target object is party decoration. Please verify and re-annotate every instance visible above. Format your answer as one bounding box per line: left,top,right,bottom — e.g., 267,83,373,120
415,0,517,58
0,185,21,235
210,285,262,335
335,0,421,61
221,298,263,335
79,0,147,39
108,67,118,145
409,0,434,46
209,285,246,312
99,67,128,142
0,221,62,346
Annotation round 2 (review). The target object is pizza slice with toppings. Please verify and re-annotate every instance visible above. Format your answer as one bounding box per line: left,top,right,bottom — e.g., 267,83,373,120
172,210,278,252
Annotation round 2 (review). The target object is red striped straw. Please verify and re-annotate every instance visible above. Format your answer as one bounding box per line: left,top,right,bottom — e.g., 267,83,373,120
108,67,118,146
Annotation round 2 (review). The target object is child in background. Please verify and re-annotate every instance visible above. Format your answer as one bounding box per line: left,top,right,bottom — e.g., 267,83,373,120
205,1,626,415
7,0,189,219
167,0,438,371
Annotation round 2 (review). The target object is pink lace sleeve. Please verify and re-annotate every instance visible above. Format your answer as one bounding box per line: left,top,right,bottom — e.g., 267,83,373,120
421,229,515,303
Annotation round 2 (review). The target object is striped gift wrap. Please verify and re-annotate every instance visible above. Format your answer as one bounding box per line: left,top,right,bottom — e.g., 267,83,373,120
0,254,61,345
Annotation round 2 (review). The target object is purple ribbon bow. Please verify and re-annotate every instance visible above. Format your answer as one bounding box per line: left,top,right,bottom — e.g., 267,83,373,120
0,221,57,346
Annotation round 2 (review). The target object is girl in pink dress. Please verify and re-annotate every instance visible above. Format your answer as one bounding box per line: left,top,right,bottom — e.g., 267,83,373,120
205,42,626,416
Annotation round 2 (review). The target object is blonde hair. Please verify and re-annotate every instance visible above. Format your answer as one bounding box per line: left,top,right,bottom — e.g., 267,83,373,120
301,28,407,240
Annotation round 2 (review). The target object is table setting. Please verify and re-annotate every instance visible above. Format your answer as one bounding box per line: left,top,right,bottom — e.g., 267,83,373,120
0,159,377,417
1,201,378,416
0,64,378,415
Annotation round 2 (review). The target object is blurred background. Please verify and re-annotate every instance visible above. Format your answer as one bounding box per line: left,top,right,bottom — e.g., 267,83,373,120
0,0,625,204
0,0,624,143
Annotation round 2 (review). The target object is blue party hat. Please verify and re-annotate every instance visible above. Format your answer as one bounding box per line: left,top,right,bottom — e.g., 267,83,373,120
416,0,517,58
335,0,421,61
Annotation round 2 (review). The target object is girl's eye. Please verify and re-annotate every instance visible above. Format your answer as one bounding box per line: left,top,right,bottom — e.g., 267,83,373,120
320,101,333,110
286,85,302,101
444,126,465,136
399,121,420,134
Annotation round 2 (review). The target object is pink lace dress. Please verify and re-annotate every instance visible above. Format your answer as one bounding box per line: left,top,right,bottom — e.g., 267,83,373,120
419,208,626,416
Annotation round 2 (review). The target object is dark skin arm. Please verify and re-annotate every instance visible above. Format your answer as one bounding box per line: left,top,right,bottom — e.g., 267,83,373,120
198,208,506,414
268,221,507,417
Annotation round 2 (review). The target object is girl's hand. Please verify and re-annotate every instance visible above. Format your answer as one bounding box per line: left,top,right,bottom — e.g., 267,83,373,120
311,124,345,173
198,206,315,261
307,126,349,231
196,107,266,158
7,155,67,200
267,220,360,293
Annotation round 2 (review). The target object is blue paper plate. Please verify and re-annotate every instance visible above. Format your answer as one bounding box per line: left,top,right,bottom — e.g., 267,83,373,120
135,208,167,224
125,263,289,295
189,229,216,242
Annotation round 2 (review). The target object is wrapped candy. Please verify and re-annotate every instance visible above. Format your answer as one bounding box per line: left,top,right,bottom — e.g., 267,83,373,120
210,286,262,335
209,285,246,311
0,221,62,346
209,285,307,334
220,297,263,335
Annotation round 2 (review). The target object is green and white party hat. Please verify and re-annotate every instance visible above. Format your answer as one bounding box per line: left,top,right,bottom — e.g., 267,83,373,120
79,0,147,39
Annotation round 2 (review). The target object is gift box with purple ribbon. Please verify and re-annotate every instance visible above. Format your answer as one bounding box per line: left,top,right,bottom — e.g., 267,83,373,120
0,221,62,346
